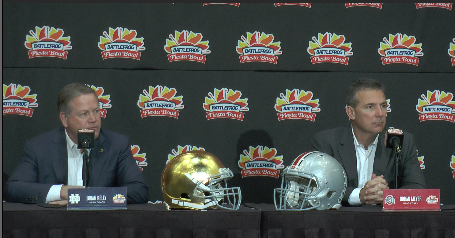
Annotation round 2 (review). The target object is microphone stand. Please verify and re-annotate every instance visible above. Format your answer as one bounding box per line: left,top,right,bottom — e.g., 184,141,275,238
394,145,402,189
82,150,89,187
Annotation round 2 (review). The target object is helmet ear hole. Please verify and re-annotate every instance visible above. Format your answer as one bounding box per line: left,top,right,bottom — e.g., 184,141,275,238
326,191,336,199
181,193,190,199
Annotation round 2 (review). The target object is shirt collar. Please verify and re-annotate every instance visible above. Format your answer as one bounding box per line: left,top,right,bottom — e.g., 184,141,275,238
351,126,379,149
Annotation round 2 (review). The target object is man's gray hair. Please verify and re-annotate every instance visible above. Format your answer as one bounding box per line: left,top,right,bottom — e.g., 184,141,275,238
57,83,97,116
346,78,385,108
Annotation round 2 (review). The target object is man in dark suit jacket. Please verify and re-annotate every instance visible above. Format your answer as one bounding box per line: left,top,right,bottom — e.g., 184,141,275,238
311,78,425,206
4,83,149,204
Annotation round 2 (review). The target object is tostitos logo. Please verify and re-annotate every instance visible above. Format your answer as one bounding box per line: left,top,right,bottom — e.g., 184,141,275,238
448,38,455,66
203,88,249,121
131,145,148,172
166,145,206,164
238,145,284,178
274,3,311,7
416,90,455,122
137,85,184,119
236,31,282,64
378,33,423,66
3,83,38,117
25,26,72,59
87,85,111,118
98,27,145,60
415,3,452,9
275,89,320,121
345,3,383,8
307,32,353,65
164,30,211,63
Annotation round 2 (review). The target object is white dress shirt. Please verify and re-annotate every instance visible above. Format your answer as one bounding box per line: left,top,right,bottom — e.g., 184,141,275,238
45,130,90,203
348,127,379,205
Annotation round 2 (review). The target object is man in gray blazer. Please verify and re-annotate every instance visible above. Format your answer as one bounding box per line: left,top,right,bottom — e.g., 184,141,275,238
311,78,425,206
5,83,149,204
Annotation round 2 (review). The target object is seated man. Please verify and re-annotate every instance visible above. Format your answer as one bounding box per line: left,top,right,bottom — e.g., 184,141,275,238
4,83,149,204
311,78,426,206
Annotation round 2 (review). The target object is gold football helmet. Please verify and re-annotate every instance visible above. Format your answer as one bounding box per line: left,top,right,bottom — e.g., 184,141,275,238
161,151,242,210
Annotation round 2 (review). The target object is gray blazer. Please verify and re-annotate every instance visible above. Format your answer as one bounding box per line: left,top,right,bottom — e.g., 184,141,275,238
311,126,426,206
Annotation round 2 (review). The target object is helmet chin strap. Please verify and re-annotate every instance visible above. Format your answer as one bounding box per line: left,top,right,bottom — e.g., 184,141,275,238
171,199,218,210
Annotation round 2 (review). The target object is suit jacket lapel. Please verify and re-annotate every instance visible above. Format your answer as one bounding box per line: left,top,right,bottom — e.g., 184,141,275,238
53,127,68,185
89,130,109,186
338,127,358,187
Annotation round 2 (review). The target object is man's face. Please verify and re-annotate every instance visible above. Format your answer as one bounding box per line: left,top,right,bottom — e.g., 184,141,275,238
60,93,101,144
347,89,387,137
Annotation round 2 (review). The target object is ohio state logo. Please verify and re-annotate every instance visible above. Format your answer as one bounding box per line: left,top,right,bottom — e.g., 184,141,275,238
164,30,211,63
416,90,455,122
237,31,282,64
166,145,206,164
87,85,111,118
3,83,38,117
98,27,145,60
203,3,239,6
238,145,284,178
450,154,455,179
378,33,423,66
307,32,353,65
448,38,455,66
25,26,72,59
275,89,320,121
131,145,148,172
415,3,452,9
203,88,249,121
345,3,383,8
137,85,184,119
274,3,311,7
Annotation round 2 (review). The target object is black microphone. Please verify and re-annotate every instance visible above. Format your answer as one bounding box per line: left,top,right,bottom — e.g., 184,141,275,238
77,129,95,187
386,127,404,149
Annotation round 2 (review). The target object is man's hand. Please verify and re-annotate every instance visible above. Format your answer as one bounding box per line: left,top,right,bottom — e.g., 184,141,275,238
48,199,68,206
360,174,389,205
60,185,84,200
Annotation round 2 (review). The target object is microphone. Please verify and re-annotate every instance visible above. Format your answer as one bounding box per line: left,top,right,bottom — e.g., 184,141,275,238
386,127,404,150
77,129,95,187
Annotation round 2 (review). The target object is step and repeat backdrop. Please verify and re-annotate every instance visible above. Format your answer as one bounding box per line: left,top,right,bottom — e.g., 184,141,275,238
2,3,455,205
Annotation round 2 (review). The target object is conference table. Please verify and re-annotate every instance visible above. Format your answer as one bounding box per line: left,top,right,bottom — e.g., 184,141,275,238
3,202,455,238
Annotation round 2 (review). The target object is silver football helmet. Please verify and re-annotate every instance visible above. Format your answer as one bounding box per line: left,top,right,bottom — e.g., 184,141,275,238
274,151,347,210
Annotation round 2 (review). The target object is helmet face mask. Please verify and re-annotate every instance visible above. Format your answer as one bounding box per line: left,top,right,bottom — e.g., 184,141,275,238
274,151,347,211
162,151,242,210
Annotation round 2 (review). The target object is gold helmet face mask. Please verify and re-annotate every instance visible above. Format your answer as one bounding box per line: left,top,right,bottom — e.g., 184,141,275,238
161,151,242,210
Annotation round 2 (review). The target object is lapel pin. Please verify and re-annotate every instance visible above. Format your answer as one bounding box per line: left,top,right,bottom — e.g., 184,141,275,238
99,149,104,153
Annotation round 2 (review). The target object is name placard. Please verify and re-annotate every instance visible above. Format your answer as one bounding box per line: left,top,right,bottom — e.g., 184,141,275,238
67,187,127,210
383,189,440,211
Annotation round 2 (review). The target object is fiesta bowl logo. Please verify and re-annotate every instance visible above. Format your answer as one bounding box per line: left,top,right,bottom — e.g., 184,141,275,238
418,155,425,169
3,83,38,117
237,31,282,64
131,145,148,172
164,30,210,63
238,146,284,178
274,3,311,7
88,85,111,118
378,33,423,66
307,32,353,65
166,145,206,164
25,26,72,59
345,3,383,8
426,195,439,204
203,3,240,6
275,89,320,121
203,88,249,121
137,85,184,119
416,3,452,9
113,194,126,204
450,155,455,179
416,90,455,122
98,27,145,60
448,38,455,66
